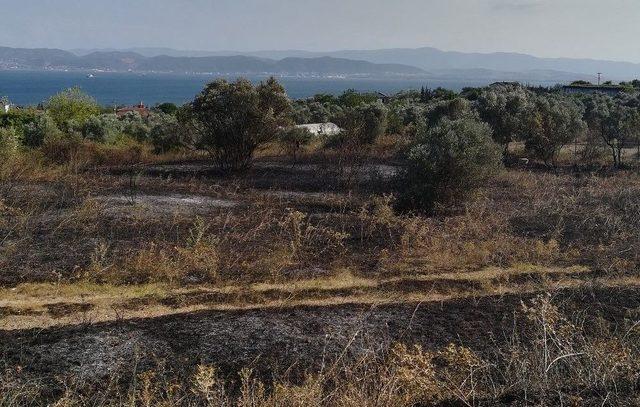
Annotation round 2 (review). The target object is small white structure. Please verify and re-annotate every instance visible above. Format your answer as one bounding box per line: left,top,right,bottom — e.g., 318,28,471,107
1,98,9,114
296,122,342,137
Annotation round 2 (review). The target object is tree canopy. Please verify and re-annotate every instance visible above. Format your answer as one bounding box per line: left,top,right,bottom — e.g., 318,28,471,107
46,87,101,130
185,77,292,170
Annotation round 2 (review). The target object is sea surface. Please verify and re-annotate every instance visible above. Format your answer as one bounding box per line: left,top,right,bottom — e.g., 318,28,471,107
0,70,503,106
0,70,554,106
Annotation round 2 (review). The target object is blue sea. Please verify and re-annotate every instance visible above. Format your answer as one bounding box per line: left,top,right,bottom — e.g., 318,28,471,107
0,70,496,106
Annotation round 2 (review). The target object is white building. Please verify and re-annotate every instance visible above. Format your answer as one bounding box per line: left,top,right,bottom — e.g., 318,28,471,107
296,122,342,137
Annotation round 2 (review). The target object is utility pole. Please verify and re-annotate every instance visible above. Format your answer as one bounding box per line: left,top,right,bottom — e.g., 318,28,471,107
597,73,602,85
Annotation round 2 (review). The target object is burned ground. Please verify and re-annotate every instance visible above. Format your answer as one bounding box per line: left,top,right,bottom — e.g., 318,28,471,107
3,285,639,382
2,154,640,405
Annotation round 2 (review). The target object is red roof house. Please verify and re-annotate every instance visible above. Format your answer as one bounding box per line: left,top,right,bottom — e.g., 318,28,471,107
116,102,150,118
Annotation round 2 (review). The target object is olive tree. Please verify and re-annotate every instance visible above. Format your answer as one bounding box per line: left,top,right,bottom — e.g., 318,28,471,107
22,114,61,147
387,101,425,137
186,77,291,170
150,114,191,154
291,101,313,124
46,87,100,130
338,89,379,108
0,127,19,161
0,108,38,142
292,100,342,125
82,114,123,142
397,116,503,213
475,85,531,154
335,102,388,145
424,98,474,127
523,95,586,166
120,112,151,142
583,94,640,168
154,102,178,115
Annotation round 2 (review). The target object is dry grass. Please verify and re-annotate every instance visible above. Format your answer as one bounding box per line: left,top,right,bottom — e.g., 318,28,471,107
3,143,640,405
0,264,602,330
3,294,640,406
2,151,640,305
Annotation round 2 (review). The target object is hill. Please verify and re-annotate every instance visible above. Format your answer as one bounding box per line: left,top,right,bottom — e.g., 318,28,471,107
93,46,640,80
0,47,424,76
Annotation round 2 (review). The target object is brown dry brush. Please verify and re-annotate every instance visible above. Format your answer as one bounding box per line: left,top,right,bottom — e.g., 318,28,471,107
4,165,640,288
3,294,640,406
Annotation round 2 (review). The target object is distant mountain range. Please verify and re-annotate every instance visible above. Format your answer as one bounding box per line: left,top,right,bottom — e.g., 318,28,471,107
231,48,640,80
0,47,423,77
70,47,230,58
3,45,640,83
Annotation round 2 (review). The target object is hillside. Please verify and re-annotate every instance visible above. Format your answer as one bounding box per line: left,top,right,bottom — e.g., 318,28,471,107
243,47,640,80
0,46,425,76
101,46,640,80
6,45,639,81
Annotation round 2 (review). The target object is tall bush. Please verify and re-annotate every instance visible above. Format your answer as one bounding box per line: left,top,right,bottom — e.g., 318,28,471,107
82,114,123,142
583,94,640,168
476,84,531,154
523,94,586,166
46,87,100,131
0,127,19,161
397,117,502,213
333,102,387,145
186,77,291,170
150,114,189,153
22,114,61,147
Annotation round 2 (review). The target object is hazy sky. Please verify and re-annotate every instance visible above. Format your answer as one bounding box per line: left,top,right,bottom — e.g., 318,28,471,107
1,0,639,61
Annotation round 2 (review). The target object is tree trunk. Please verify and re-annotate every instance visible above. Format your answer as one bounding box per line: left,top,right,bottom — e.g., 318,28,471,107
617,148,623,169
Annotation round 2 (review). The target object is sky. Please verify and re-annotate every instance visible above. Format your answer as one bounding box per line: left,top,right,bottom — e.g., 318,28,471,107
1,0,640,62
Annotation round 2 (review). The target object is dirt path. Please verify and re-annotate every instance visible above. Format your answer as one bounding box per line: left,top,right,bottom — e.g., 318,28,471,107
0,265,597,330
2,283,640,383
4,263,640,382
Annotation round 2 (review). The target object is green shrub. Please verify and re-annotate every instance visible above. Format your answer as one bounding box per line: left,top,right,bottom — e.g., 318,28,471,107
120,112,150,142
334,102,387,145
523,94,586,166
150,114,189,153
22,114,61,148
154,102,178,115
0,127,19,161
82,114,123,142
187,77,291,170
397,117,503,213
387,103,424,137
582,93,639,168
46,87,100,130
0,108,37,133
424,97,474,127
475,85,532,153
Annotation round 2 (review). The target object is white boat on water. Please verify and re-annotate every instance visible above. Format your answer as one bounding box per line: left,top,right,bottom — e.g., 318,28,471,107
86,74,95,78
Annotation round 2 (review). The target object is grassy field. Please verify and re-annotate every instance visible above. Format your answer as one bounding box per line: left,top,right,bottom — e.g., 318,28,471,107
2,145,640,405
